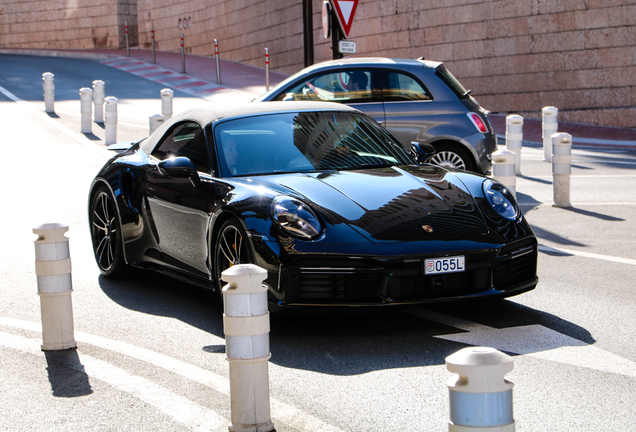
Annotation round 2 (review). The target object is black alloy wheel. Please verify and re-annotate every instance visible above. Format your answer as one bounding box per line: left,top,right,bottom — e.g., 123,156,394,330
427,143,477,172
214,219,254,302
90,186,127,277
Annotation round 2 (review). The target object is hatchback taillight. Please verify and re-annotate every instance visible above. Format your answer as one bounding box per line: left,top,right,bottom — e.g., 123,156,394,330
467,112,488,133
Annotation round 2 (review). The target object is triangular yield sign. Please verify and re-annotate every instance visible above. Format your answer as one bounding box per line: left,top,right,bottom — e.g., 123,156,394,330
331,0,359,38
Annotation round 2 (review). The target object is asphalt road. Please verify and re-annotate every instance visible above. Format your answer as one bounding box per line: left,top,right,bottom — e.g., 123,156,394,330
1,53,635,431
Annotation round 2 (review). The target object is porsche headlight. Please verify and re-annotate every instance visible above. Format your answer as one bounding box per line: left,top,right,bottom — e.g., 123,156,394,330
270,196,322,240
482,179,519,220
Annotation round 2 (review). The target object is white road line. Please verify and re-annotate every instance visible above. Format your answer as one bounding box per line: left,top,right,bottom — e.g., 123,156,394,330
0,317,345,432
538,244,636,266
519,202,636,206
0,331,229,432
54,108,148,129
0,84,111,159
405,309,636,378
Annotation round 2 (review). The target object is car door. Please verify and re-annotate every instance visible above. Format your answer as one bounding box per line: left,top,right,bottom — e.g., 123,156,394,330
272,68,385,126
145,121,215,276
380,69,440,148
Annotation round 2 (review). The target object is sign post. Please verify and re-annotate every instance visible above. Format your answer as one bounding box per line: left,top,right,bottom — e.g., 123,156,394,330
326,0,359,60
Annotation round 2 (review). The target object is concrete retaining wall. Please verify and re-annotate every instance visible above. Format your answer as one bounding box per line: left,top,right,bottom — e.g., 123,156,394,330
1,0,635,128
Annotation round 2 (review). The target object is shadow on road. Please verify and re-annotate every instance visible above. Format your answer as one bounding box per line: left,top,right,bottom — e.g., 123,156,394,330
98,272,594,376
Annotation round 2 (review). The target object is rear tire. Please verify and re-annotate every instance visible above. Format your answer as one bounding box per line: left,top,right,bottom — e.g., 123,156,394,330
427,143,477,172
89,186,128,278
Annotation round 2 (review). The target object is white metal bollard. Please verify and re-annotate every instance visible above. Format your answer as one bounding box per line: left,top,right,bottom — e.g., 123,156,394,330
542,106,558,162
446,347,515,432
492,149,517,197
222,264,275,432
79,87,93,134
552,132,573,208
505,114,523,175
33,223,77,351
104,96,118,145
265,48,270,91
161,88,173,119
42,72,55,113
92,80,105,123
149,114,164,135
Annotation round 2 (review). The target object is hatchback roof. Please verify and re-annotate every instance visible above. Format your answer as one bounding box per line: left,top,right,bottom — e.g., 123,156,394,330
299,57,443,71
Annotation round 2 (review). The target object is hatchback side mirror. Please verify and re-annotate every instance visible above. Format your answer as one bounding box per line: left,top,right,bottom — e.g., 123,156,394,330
411,142,436,164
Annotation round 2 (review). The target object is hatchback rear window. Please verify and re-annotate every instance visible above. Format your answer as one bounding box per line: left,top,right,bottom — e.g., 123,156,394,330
435,65,470,99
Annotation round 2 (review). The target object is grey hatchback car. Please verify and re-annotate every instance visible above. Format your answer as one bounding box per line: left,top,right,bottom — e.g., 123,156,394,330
254,57,497,174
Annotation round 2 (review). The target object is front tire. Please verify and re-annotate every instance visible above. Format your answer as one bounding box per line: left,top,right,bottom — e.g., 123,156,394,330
89,186,128,277
213,219,254,303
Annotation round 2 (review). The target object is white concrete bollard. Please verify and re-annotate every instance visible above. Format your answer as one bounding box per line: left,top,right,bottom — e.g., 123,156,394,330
79,87,93,134
92,80,105,123
33,223,77,351
552,132,573,208
492,149,517,197
161,88,173,119
149,114,164,135
104,96,118,145
446,347,515,432
222,264,275,432
542,106,558,162
42,72,55,113
505,114,523,175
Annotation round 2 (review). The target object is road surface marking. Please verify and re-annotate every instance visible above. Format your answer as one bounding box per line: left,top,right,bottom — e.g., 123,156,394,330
0,317,345,432
538,244,636,266
405,309,636,378
0,84,111,159
0,331,229,432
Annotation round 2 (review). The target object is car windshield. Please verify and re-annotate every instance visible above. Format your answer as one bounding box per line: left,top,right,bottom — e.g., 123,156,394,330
215,111,414,177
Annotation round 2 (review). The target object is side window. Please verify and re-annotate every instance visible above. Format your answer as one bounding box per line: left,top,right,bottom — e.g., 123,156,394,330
151,122,210,173
274,70,375,104
383,72,432,102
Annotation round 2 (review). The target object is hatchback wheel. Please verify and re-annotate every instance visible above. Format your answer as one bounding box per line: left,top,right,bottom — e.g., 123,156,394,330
427,143,476,172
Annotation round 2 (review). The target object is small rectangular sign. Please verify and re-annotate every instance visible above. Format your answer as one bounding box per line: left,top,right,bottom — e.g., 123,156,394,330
339,40,357,54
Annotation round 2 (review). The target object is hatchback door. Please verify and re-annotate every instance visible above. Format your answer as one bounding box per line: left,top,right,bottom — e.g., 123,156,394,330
271,68,385,126
380,69,461,149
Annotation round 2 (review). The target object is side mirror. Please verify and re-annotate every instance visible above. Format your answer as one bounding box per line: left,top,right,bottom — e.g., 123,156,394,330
157,156,200,186
410,142,436,164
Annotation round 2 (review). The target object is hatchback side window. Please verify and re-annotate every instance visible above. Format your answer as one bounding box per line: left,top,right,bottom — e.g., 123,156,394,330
274,70,376,104
383,72,432,102
152,122,210,173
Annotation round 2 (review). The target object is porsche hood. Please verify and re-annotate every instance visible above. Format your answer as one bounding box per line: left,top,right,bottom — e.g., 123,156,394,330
270,166,493,243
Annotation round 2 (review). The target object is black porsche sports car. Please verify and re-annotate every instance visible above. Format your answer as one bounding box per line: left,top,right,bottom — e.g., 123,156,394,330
89,101,537,309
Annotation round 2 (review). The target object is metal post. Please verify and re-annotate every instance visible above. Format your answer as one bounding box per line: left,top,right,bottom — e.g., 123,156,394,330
180,33,185,73
446,347,515,432
505,114,523,175
492,149,517,198
215,39,221,84
42,72,55,113
33,222,77,351
542,106,558,162
160,88,173,119
104,96,118,145
125,21,130,57
79,87,93,134
265,48,270,91
552,132,572,208
149,114,164,135
222,264,275,432
92,80,105,123
151,23,156,64
331,8,343,60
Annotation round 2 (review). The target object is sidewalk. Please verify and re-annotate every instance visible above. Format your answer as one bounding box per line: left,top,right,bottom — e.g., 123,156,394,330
2,47,636,150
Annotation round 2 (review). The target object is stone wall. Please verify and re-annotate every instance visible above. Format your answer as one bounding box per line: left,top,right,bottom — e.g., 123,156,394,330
0,0,137,49
1,0,635,128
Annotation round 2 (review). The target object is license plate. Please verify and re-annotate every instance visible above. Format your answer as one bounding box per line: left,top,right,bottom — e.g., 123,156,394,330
425,256,465,275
